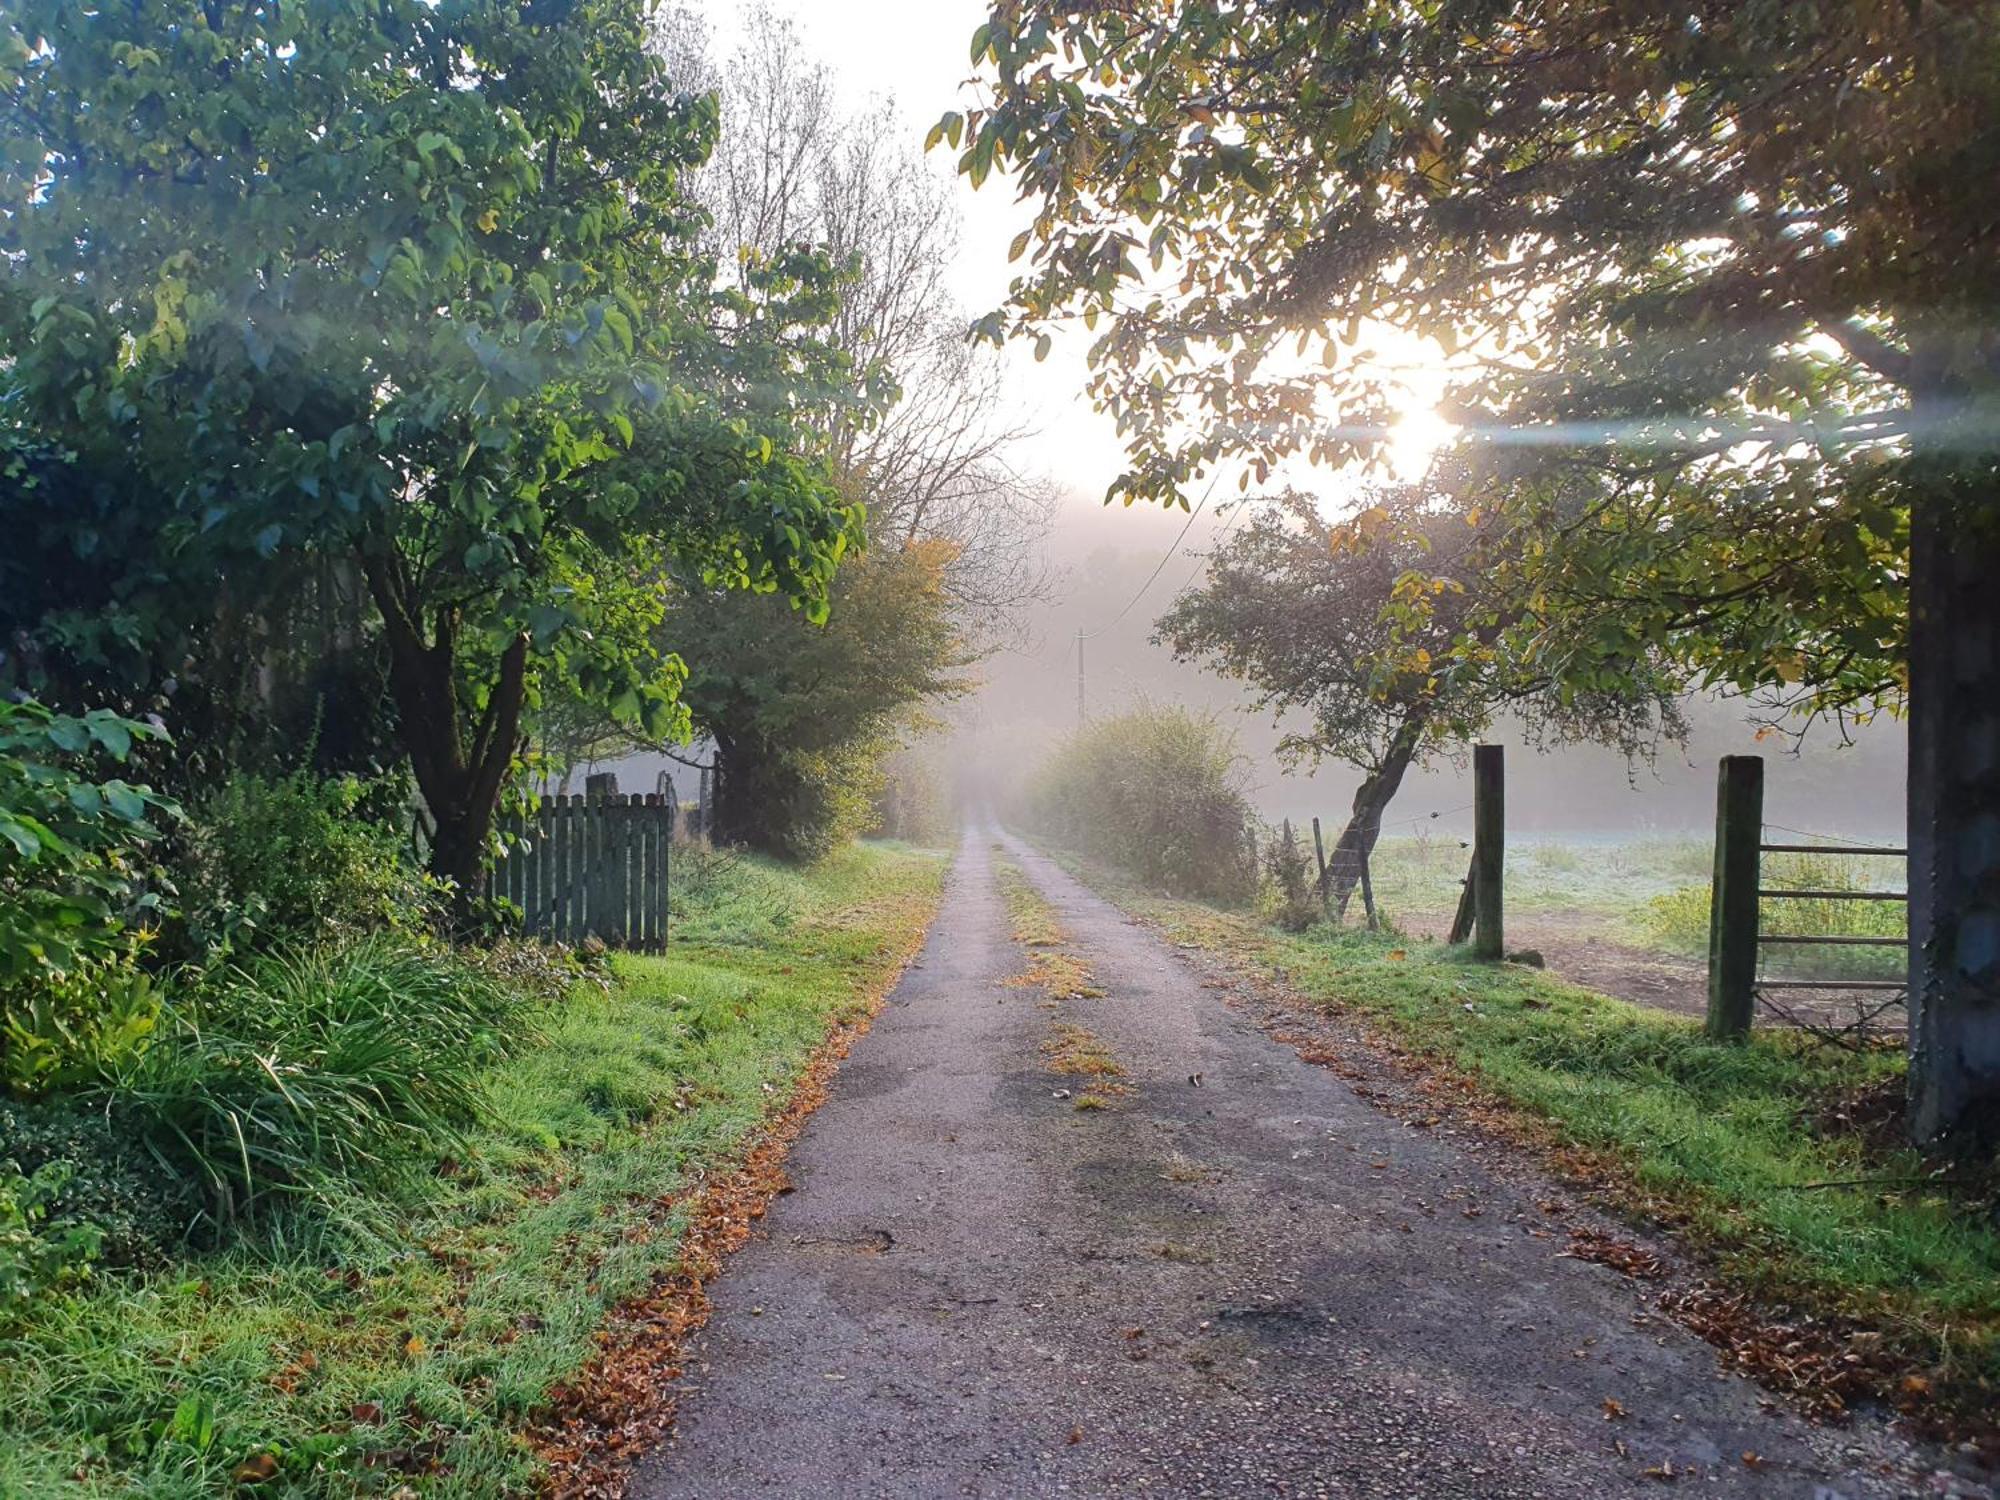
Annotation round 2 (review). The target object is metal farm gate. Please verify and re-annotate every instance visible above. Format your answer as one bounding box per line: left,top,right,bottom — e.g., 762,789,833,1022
490,794,674,949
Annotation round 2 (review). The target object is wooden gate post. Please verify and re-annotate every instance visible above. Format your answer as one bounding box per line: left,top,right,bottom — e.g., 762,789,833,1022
1706,754,1765,1040
1472,744,1505,960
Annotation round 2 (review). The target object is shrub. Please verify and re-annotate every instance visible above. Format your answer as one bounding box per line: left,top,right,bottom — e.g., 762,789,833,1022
1023,703,1258,902
171,769,444,960
0,1096,196,1267
0,964,160,1099
0,700,176,1098
0,1161,102,1323
113,937,535,1228
872,745,956,846
1264,821,1321,932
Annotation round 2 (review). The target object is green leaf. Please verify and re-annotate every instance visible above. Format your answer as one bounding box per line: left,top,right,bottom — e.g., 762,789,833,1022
84,717,131,758
102,783,148,822
602,306,634,354
0,814,44,860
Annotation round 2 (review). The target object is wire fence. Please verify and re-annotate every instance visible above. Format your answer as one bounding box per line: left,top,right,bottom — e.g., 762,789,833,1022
1302,800,1906,1033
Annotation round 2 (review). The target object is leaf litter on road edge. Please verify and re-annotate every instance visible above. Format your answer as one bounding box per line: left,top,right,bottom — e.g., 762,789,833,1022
523,918,935,1498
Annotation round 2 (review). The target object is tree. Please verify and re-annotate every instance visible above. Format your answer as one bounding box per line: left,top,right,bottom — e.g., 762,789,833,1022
950,1,2000,1146
704,6,1056,628
0,0,860,901
1157,489,1681,914
664,541,973,860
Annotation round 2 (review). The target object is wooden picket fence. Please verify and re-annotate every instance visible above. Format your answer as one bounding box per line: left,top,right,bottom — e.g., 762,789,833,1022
490,794,674,949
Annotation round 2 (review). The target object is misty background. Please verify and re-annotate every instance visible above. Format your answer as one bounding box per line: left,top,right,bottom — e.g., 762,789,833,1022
940,494,1908,845
601,0,1910,848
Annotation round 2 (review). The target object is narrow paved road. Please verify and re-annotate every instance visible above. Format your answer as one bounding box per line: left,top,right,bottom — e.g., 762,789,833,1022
631,831,1932,1499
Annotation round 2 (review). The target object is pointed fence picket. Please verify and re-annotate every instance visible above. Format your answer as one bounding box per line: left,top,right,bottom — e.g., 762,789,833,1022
489,794,674,949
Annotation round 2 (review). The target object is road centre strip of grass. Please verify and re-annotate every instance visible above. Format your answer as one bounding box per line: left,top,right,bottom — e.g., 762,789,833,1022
1048,854,1999,1434
0,843,945,1499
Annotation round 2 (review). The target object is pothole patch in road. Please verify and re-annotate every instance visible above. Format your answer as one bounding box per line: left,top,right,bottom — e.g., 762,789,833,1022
789,1228,896,1255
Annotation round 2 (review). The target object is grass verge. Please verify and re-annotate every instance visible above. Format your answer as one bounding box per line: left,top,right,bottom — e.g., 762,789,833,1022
0,842,945,1498
1051,851,1998,1440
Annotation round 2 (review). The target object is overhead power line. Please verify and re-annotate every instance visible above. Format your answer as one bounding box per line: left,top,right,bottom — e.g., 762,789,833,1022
1078,467,1226,642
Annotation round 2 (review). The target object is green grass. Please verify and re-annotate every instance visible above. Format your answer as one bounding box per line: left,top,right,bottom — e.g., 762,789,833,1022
1065,861,1998,1411
0,842,945,1498
1637,850,1907,981
1365,835,1909,981
1361,833,1718,925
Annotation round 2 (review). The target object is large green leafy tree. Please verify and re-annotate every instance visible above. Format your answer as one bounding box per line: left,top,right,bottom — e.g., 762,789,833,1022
0,0,859,896
529,9,1045,862
951,1,2000,1146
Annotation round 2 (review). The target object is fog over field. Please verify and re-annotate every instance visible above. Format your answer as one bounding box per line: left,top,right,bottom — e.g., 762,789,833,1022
951,489,1908,843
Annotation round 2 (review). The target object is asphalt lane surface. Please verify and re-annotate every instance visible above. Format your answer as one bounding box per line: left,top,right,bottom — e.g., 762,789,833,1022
631,830,1936,1499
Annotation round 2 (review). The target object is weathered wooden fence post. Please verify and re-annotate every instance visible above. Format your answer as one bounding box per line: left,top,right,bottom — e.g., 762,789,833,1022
1706,754,1765,1040
1472,743,1505,960
1358,845,1378,932
1447,847,1476,944
1310,816,1329,898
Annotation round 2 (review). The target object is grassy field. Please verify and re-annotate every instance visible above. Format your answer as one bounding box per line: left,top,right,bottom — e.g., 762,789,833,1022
0,842,945,1498
1059,853,1996,1425
1360,831,1715,925
1361,834,1908,981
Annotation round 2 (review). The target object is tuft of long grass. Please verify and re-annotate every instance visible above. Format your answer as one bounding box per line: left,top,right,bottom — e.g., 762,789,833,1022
109,937,535,1229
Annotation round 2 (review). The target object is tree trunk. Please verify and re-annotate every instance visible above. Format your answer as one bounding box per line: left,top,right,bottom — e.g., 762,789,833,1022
1322,716,1425,918
361,551,528,917
1907,451,2000,1149
707,730,765,850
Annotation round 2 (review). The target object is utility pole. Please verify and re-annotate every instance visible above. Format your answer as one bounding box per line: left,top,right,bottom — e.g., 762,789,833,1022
1076,628,1086,727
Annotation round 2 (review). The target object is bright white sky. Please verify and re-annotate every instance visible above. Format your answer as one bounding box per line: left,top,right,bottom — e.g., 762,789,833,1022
693,0,1128,498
